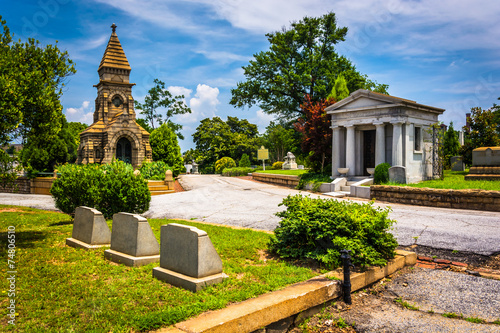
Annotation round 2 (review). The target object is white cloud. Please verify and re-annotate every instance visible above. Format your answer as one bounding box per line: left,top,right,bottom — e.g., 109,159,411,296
65,101,93,124
173,84,220,124
168,86,193,98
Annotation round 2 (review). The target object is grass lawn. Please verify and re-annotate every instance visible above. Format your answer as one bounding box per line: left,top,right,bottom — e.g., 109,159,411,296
384,170,500,191
0,205,317,332
254,169,309,176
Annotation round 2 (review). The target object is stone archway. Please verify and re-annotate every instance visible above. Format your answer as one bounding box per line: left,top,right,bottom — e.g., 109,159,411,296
116,137,132,164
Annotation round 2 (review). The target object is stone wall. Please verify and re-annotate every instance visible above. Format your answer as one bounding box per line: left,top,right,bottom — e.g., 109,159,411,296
251,173,299,188
370,185,500,212
0,177,31,194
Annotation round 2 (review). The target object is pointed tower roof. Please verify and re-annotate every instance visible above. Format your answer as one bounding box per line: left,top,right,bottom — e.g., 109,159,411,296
98,23,131,72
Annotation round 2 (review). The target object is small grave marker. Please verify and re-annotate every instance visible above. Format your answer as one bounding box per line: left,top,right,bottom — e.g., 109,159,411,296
66,206,111,250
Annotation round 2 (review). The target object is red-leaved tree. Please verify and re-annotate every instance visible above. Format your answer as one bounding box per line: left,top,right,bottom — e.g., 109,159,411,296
295,95,336,173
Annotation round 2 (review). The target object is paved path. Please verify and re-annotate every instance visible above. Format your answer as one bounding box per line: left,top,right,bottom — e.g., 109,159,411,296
1,174,499,255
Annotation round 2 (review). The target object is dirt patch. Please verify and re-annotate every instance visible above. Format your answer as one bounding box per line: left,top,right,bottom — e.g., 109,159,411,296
0,207,35,213
174,179,185,192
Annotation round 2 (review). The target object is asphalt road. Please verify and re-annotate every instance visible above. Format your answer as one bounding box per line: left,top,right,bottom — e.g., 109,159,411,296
146,174,500,256
1,174,499,255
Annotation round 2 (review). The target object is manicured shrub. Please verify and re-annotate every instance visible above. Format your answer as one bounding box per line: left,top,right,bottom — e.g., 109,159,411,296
269,195,398,269
51,160,151,219
374,163,391,185
239,154,251,168
222,167,255,177
272,161,284,170
215,157,236,174
139,161,171,180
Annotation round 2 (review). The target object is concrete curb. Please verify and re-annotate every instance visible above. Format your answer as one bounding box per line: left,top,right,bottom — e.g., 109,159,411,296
156,250,416,333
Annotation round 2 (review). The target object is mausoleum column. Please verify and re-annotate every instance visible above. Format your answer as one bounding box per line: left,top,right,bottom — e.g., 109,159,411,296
391,121,404,166
331,126,341,177
374,122,385,166
345,125,355,176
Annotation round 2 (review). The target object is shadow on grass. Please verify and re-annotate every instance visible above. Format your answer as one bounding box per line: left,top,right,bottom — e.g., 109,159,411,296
49,220,73,226
0,230,47,257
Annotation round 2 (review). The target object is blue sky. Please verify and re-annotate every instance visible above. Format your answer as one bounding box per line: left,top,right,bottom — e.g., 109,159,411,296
2,0,500,152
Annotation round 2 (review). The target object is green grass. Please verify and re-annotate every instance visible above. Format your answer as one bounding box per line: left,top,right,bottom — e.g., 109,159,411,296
254,169,309,176
0,205,317,332
394,297,420,311
383,170,500,191
442,312,463,319
465,317,484,324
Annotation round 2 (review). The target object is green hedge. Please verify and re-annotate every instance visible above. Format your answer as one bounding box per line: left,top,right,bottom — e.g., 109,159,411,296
269,195,398,269
139,161,171,180
51,160,151,219
222,167,255,177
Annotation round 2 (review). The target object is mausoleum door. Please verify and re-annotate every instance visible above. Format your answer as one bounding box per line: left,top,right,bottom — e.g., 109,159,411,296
363,130,376,175
116,137,132,164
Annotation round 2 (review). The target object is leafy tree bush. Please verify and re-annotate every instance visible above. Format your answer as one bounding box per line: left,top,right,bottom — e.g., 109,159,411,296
150,123,184,177
215,157,236,174
239,153,251,167
222,167,255,177
51,160,150,219
272,161,284,170
269,195,398,269
139,161,171,180
374,163,391,184
460,107,500,165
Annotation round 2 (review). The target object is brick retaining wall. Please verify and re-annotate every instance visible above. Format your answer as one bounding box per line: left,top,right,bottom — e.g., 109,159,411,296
251,173,299,188
0,177,31,194
370,185,500,212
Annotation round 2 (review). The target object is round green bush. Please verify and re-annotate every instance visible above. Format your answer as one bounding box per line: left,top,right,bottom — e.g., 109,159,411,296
51,160,151,219
269,195,398,269
374,163,391,184
272,161,284,170
215,157,236,174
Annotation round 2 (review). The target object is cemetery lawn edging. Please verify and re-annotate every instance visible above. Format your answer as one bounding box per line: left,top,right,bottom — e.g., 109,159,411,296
0,205,317,332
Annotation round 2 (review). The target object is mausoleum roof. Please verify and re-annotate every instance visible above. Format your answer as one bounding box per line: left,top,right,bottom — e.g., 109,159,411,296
326,89,444,114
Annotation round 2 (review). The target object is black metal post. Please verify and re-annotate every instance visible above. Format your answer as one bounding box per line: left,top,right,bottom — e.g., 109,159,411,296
341,249,354,305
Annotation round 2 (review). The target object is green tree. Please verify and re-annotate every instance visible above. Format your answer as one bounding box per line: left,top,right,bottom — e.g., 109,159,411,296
134,78,191,139
262,122,298,163
136,118,153,133
442,122,461,169
239,153,251,167
492,98,500,135
192,117,261,173
327,73,349,101
20,117,80,172
460,107,500,165
230,12,388,121
149,123,184,177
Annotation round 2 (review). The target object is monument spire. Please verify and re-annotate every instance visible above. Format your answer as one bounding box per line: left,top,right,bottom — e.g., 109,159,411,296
98,23,131,72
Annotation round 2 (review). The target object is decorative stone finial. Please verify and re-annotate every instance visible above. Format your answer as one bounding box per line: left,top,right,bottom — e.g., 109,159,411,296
111,23,117,33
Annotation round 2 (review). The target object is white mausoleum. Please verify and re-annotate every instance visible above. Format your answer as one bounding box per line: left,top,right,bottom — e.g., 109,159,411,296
325,89,445,183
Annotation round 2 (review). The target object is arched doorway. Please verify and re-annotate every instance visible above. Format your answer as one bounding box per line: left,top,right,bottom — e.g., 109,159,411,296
116,137,132,164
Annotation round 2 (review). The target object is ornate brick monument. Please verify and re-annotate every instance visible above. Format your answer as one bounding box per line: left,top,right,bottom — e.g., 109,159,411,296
77,24,152,168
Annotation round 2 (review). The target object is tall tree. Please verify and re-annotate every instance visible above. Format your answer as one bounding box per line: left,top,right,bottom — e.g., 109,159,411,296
460,107,500,165
134,78,191,139
0,16,76,148
295,95,335,173
492,97,500,135
442,122,461,169
192,117,261,173
230,12,388,121
262,122,297,163
149,123,184,176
